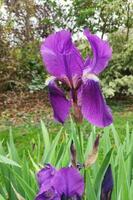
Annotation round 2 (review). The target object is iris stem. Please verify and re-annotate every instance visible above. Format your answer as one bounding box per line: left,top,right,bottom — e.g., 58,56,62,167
76,123,86,200
76,124,84,163
84,169,87,200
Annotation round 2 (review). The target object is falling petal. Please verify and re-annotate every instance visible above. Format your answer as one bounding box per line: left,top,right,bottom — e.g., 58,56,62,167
35,186,59,200
48,80,71,123
81,78,113,127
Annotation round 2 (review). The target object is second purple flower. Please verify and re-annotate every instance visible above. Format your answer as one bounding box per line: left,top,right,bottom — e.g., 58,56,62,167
35,164,84,200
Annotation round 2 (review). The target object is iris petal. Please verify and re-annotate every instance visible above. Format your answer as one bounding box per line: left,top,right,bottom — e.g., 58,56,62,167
35,186,59,200
81,78,113,127
84,29,112,75
52,167,84,197
37,164,56,187
48,80,71,123
35,165,58,200
41,30,83,78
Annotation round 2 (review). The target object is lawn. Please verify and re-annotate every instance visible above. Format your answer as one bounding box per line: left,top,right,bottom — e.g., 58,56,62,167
0,99,133,200
0,98,132,155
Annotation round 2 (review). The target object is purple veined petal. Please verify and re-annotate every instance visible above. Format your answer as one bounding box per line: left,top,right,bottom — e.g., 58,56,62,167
84,55,93,73
37,164,56,187
100,164,114,200
35,165,59,200
35,186,60,200
52,167,84,197
84,28,112,75
41,30,83,78
48,80,71,123
81,76,113,127
63,51,83,79
44,30,72,54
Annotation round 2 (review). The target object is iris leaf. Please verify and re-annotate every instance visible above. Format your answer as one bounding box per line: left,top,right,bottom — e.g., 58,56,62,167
94,148,113,199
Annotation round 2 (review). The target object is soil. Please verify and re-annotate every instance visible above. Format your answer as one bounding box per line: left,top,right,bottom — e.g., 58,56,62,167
0,90,133,129
0,90,52,128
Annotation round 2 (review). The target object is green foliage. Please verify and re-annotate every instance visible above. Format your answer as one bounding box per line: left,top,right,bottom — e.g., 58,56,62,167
101,31,133,98
0,121,132,199
73,0,125,34
28,71,46,92
0,0,68,91
0,0,133,96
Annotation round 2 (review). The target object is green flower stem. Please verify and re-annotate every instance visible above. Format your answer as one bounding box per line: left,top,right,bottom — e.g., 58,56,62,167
76,124,84,162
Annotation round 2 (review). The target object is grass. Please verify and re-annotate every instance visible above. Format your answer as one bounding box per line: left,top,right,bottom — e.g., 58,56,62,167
0,99,133,155
0,99,133,200
0,116,132,200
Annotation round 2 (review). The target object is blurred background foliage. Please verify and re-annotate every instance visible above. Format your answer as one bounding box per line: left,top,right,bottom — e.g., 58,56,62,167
0,0,133,98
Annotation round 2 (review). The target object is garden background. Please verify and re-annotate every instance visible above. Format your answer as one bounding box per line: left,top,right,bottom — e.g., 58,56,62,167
0,0,133,199
0,0,132,143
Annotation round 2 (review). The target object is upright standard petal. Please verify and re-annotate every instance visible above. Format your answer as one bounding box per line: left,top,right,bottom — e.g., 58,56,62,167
84,29,112,75
101,165,114,200
52,167,84,198
41,30,83,78
35,165,58,200
37,164,56,187
48,80,71,123
81,77,113,127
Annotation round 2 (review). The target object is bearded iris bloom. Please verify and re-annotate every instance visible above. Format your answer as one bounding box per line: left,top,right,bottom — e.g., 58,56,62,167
41,29,113,127
35,164,84,200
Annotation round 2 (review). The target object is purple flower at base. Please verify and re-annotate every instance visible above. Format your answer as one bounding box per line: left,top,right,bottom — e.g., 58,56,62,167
35,164,84,200
35,164,58,200
41,28,113,127
100,164,114,200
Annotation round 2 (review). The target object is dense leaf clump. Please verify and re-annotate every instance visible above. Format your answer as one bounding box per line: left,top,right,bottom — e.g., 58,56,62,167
0,121,132,200
101,32,133,97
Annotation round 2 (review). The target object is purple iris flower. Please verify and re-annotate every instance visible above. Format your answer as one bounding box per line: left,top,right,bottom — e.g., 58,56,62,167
35,164,84,200
41,28,113,127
